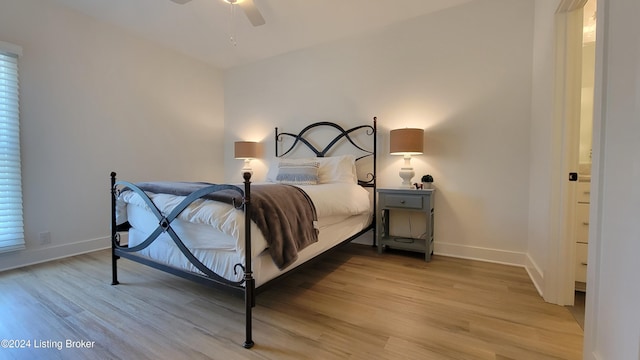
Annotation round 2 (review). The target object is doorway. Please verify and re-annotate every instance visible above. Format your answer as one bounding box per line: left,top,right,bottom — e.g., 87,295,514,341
569,0,596,327
552,0,597,309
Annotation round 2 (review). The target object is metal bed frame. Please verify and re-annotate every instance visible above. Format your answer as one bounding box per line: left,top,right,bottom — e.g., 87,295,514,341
110,118,377,348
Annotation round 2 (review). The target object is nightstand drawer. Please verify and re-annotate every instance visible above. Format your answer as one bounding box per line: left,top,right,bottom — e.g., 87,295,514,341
384,194,423,209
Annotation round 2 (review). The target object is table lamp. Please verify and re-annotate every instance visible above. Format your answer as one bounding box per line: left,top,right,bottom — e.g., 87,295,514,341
390,128,424,188
234,141,259,175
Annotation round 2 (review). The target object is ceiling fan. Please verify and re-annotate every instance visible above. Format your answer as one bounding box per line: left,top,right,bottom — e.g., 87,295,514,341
171,0,266,27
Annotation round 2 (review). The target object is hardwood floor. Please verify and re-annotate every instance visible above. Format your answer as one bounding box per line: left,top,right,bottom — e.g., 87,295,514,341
567,291,586,330
0,244,583,359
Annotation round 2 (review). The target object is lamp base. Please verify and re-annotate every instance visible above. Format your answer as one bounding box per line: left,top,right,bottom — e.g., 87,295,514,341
399,167,415,188
241,159,253,175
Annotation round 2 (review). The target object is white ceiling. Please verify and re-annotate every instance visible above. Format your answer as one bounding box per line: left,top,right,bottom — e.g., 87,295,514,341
47,0,475,69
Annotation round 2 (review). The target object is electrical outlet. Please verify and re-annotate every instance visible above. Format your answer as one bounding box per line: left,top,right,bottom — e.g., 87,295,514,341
38,231,51,245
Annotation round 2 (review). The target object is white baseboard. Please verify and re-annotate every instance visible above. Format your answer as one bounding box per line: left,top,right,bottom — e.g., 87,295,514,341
525,253,545,297
435,243,549,301
434,242,526,267
0,236,110,273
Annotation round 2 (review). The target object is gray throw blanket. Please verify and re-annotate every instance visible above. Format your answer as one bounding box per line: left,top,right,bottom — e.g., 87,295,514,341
131,181,318,269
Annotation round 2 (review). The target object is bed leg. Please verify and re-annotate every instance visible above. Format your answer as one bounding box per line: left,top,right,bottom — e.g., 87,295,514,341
243,276,255,349
111,248,119,286
110,171,120,286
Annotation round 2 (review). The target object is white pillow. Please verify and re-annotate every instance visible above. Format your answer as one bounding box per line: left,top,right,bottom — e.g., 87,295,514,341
266,155,358,184
317,155,358,184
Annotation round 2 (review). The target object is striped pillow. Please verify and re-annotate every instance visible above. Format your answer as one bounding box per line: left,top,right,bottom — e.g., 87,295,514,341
276,161,320,185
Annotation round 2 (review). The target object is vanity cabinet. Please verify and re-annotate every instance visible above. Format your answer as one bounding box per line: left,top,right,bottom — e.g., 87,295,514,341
574,181,590,290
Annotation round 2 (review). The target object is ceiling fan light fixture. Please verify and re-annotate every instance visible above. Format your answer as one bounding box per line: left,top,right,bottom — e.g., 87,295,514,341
170,0,265,28
226,0,265,27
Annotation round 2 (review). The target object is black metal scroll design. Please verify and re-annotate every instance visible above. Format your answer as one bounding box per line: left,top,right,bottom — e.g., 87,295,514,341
112,180,247,287
275,118,377,187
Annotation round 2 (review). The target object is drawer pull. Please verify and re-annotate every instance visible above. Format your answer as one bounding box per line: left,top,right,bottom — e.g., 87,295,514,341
400,200,405,204
582,221,589,225
581,262,588,266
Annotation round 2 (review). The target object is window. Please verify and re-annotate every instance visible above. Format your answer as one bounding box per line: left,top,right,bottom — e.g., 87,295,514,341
0,41,24,253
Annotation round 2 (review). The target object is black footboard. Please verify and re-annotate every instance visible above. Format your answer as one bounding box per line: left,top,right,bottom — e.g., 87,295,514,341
110,171,255,348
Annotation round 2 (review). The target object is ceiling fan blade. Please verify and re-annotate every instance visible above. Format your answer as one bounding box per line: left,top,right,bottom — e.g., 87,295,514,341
238,0,265,27
170,0,193,4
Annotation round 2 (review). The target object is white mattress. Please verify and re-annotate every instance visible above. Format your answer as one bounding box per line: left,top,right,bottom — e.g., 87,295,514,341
126,212,371,287
117,183,373,287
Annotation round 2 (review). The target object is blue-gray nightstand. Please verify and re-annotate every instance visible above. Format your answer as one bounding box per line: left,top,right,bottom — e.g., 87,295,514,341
376,188,435,261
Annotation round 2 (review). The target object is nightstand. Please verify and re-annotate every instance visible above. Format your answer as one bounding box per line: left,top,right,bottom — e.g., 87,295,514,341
377,188,435,261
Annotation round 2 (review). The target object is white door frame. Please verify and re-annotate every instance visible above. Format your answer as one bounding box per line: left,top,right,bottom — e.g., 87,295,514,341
547,0,587,306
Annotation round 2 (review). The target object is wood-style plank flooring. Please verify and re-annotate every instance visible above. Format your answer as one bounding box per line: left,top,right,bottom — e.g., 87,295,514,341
0,245,583,359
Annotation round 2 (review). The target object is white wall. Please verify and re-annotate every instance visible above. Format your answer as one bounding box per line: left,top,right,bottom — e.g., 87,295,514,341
584,0,640,358
0,0,224,271
224,0,534,264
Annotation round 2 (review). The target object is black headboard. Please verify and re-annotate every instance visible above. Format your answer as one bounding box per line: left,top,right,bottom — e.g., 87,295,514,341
274,117,377,188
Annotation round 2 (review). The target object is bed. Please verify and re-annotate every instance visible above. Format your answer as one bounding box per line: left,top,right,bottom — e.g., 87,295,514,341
110,119,377,348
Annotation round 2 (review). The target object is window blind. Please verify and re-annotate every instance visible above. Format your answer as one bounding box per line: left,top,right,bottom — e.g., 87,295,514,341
0,42,24,253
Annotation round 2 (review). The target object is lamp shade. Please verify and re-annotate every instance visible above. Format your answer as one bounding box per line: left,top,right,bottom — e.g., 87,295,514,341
389,128,424,155
234,141,259,159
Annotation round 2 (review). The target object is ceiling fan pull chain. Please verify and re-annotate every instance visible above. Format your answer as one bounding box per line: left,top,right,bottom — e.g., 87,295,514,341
228,0,237,46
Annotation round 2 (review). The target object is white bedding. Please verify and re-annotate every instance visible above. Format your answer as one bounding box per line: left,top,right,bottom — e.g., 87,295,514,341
126,213,371,286
116,182,372,285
